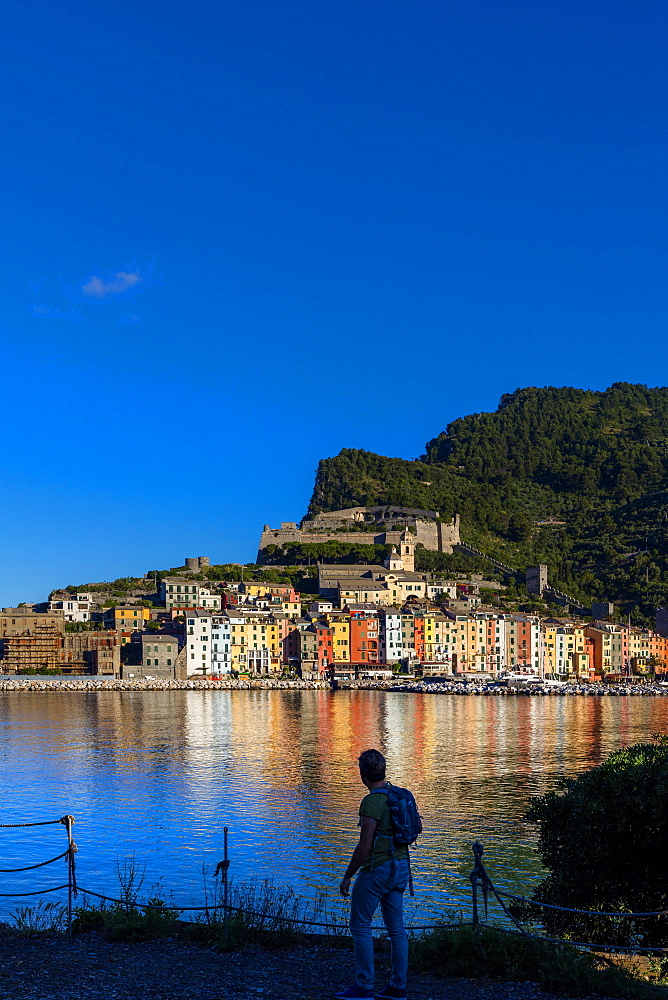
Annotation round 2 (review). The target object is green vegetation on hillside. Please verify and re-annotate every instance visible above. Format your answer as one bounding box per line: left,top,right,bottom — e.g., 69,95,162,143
59,563,320,604
260,541,391,566
307,384,668,622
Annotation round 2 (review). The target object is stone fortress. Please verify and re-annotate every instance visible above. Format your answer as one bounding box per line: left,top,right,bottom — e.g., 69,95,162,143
257,505,460,562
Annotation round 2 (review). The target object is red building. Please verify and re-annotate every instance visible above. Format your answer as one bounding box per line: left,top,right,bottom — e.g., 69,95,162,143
413,614,425,661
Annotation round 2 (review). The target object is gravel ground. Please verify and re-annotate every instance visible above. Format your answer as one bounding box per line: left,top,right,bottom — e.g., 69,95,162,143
0,931,583,1000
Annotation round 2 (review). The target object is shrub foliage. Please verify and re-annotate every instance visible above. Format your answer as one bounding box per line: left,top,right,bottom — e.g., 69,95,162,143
525,740,668,945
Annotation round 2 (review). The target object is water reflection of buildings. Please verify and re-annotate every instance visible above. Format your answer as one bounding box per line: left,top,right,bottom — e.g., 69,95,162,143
3,691,668,913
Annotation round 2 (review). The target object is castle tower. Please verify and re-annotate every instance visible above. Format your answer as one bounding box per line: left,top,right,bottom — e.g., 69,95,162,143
526,565,548,596
399,531,415,572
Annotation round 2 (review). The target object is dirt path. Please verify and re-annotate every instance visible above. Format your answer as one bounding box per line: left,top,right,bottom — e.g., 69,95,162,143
0,931,579,1000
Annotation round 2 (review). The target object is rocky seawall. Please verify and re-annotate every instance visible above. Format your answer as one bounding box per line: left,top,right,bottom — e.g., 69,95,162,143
0,676,666,695
0,677,330,691
370,679,668,696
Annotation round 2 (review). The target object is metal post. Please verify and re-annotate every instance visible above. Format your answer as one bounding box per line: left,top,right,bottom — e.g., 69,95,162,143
223,827,229,945
470,841,483,928
470,869,478,927
65,816,75,936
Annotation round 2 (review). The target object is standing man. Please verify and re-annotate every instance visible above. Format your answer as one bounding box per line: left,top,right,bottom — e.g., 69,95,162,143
335,749,409,1000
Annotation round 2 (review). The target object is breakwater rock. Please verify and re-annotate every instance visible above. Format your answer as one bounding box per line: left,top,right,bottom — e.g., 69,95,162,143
348,679,668,696
0,677,330,692
0,677,665,696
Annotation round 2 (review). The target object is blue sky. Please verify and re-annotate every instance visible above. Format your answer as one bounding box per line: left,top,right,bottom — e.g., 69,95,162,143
0,0,666,604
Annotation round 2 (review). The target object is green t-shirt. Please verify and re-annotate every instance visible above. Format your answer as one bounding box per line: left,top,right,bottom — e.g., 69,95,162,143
358,784,408,873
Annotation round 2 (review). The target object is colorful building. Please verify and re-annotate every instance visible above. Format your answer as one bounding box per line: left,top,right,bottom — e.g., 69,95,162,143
349,612,380,665
104,606,151,635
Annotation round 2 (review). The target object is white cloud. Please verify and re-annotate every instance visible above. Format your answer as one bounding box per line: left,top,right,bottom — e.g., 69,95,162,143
81,271,142,298
30,303,81,322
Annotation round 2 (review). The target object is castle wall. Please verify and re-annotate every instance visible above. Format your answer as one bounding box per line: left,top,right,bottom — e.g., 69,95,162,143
258,508,460,561
415,520,439,551
259,527,307,548
258,529,387,558
410,517,460,554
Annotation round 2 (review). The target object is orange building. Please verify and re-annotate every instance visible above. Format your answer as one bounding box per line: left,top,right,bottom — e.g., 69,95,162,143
349,613,380,665
412,614,425,662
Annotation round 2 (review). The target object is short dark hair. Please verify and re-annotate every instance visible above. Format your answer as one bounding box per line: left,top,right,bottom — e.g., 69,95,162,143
358,748,386,782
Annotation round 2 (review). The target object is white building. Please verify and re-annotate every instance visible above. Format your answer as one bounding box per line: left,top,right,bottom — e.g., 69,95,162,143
185,611,212,675
211,615,232,674
426,581,457,601
380,607,405,663
161,578,221,611
309,601,334,616
48,593,95,622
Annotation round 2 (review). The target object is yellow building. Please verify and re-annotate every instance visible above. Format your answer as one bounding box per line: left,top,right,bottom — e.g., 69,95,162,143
442,613,475,671
104,606,150,638
542,623,557,676
227,613,248,670
566,626,587,677
266,614,289,670
422,613,452,669
339,581,392,606
326,615,350,662
242,613,270,673
423,612,444,656
467,616,489,672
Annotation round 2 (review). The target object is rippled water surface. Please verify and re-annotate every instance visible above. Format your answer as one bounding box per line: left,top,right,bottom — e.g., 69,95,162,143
1,690,667,922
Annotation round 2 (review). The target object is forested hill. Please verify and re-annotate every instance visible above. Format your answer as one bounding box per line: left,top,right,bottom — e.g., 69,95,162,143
307,384,668,623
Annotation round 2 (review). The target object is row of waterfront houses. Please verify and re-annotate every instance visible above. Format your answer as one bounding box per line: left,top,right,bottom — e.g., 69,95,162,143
164,604,668,682
129,579,668,681
3,552,668,680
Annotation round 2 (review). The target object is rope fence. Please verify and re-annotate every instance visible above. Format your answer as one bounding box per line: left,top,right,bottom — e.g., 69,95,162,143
495,889,668,918
0,819,69,829
469,839,668,954
0,816,77,931
0,848,71,873
1,818,667,955
71,885,456,932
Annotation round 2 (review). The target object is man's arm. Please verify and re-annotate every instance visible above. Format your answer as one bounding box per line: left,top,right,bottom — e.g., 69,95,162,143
339,815,377,897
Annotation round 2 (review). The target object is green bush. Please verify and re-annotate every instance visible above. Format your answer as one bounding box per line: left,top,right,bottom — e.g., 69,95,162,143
411,924,661,998
19,667,63,675
524,740,668,945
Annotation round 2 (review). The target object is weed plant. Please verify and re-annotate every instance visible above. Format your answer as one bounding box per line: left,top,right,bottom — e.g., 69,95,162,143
71,862,349,950
10,900,68,934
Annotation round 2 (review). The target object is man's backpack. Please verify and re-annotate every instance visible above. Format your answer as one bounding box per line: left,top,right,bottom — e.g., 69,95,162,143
369,784,422,894
370,784,422,845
